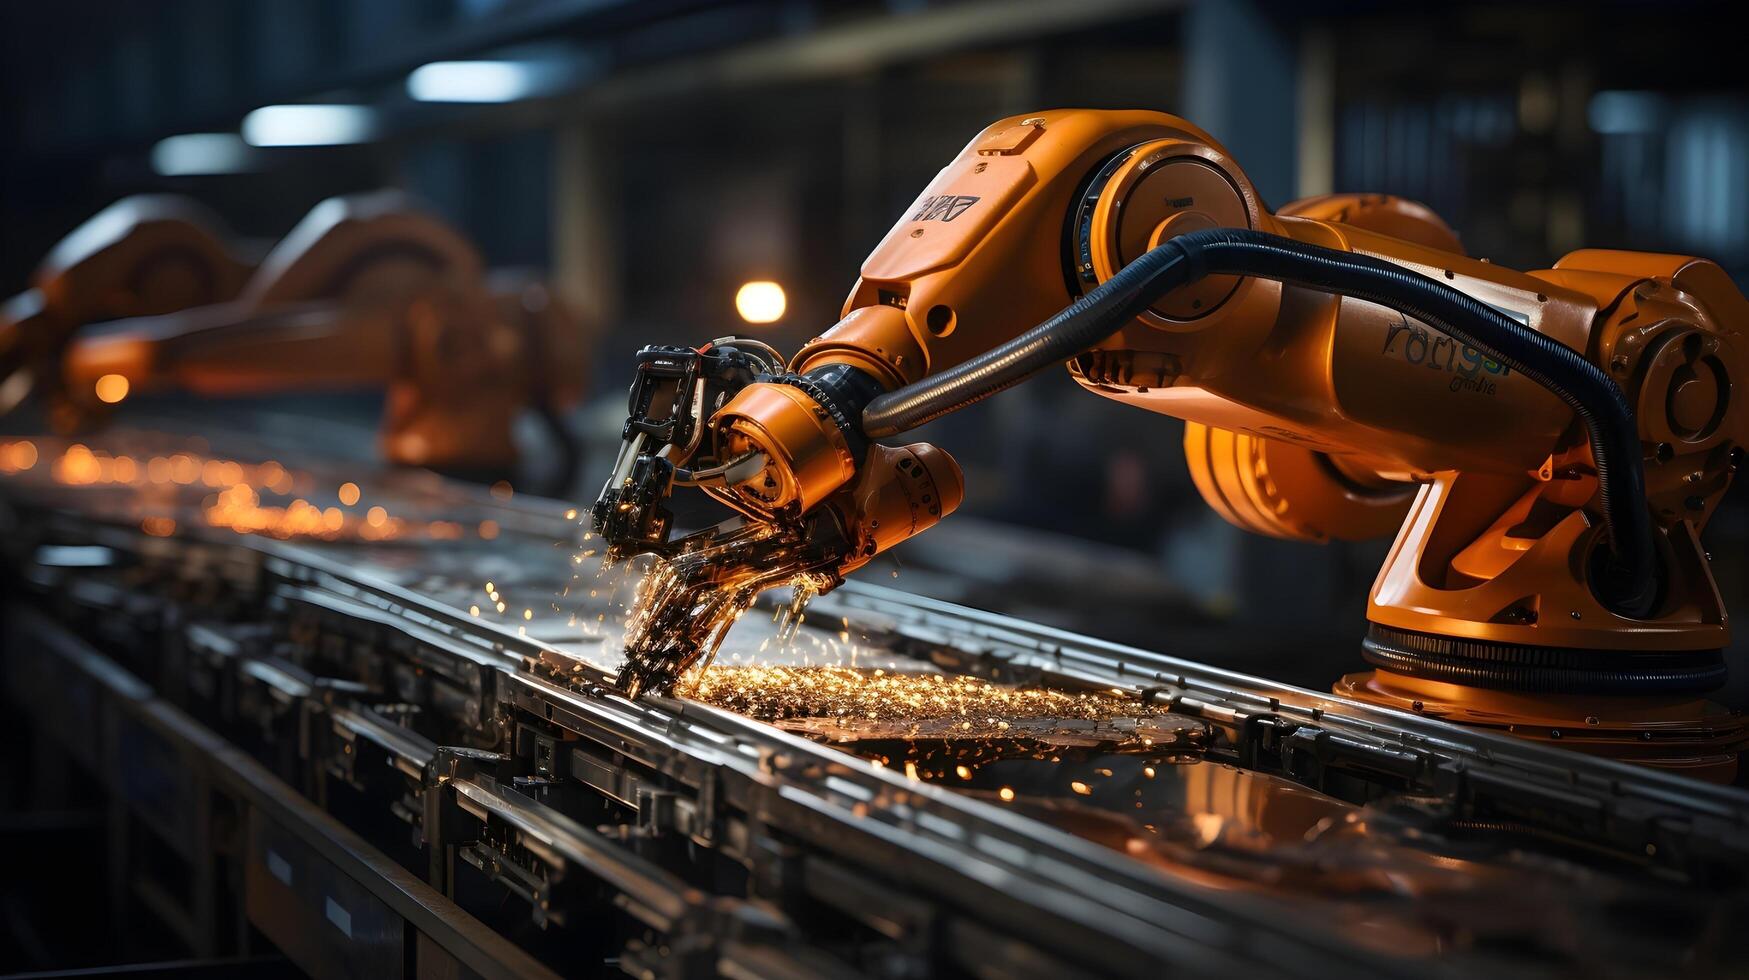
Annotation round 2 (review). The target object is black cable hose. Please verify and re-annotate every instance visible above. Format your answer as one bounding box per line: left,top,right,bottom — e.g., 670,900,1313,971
859,227,1658,617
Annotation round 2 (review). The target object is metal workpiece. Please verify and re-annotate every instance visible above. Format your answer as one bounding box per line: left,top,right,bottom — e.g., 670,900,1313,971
818,580,1749,870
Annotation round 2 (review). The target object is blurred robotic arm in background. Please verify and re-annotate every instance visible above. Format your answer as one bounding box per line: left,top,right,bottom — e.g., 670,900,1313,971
2,191,589,484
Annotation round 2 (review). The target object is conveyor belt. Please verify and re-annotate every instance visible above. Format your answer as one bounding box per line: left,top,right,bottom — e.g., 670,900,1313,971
4,430,1749,977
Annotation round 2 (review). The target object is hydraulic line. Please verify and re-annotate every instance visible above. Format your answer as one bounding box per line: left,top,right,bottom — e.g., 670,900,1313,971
673,451,767,487
859,227,1657,616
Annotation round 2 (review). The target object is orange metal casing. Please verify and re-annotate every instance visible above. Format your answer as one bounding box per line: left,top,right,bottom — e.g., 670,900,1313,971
1179,193,1459,543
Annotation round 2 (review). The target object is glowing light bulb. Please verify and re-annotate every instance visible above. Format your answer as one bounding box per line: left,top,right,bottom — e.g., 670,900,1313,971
734,281,786,324
94,374,130,404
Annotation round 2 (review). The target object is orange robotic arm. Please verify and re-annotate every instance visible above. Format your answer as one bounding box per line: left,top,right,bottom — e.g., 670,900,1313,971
596,110,1747,769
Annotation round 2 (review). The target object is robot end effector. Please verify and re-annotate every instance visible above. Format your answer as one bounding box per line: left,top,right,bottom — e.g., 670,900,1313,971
590,337,963,583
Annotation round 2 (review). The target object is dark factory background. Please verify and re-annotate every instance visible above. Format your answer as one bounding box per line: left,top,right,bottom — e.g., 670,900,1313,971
4,0,1748,698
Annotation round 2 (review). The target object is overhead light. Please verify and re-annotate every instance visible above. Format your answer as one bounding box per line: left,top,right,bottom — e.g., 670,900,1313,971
1588,91,1663,136
241,104,378,146
94,374,131,404
407,60,549,103
735,281,787,324
151,133,256,175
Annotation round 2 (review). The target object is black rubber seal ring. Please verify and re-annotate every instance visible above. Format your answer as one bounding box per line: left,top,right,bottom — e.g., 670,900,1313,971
774,363,887,466
1361,623,1724,694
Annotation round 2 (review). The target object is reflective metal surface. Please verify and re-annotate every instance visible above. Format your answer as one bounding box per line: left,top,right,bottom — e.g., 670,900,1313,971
4,427,1749,976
